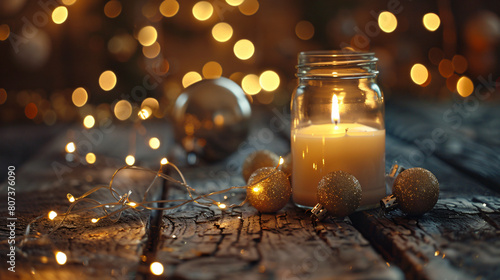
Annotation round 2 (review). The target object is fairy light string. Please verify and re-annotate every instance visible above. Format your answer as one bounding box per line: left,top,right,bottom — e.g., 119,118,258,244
12,156,284,265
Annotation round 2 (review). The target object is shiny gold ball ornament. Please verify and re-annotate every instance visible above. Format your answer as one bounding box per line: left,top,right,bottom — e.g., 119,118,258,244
247,167,292,213
392,168,439,216
242,150,280,183
315,171,362,218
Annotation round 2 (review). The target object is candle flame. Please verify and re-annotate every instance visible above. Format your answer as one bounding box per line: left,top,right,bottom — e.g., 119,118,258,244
331,94,340,127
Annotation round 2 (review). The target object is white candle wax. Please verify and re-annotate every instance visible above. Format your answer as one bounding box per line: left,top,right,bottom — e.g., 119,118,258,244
291,123,386,208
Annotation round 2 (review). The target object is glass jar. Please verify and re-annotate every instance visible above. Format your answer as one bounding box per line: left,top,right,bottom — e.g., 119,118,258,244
291,50,385,210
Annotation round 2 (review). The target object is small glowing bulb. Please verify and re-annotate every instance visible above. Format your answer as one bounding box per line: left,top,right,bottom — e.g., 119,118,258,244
435,251,440,256
138,108,150,120
48,211,58,220
55,251,67,265
218,203,227,209
125,155,135,166
91,218,99,223
67,193,75,203
150,262,164,276
160,157,168,165
279,157,284,165
65,142,76,153
252,187,260,193
128,202,137,207
149,137,160,149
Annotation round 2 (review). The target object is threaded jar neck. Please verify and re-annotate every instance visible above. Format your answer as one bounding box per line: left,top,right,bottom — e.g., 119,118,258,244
297,50,378,79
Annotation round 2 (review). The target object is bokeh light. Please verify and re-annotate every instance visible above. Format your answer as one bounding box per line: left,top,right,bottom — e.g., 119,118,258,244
99,70,117,91
438,59,454,78
138,108,151,120
114,100,132,121
423,13,440,32
62,0,76,5
0,88,7,105
259,70,280,91
55,252,67,265
226,0,244,6
159,0,179,17
150,262,164,276
202,61,223,79
0,24,10,41
72,87,88,107
25,103,38,119
138,26,158,47
125,155,135,166
182,71,202,88
149,137,160,149
452,55,468,74
83,115,95,128
86,153,96,164
141,97,160,116
378,11,397,33
410,63,429,85
457,76,474,97
238,0,259,16
295,20,314,40
142,42,161,58
52,6,68,24
242,74,261,95
104,0,122,18
192,1,213,21
48,211,57,220
233,39,255,60
65,142,76,153
212,22,233,42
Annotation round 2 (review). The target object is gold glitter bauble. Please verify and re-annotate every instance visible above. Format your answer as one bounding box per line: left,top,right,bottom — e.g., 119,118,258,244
242,150,280,183
317,171,362,217
247,167,291,213
393,168,439,216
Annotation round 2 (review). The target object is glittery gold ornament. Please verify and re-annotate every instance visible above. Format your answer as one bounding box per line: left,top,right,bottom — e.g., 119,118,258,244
242,150,280,183
316,171,362,218
247,167,291,213
392,168,439,216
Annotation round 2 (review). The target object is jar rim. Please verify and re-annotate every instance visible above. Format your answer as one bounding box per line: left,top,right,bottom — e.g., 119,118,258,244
299,50,375,57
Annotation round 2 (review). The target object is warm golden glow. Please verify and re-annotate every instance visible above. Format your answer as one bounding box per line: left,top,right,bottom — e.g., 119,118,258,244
259,70,280,91
104,0,122,18
52,6,68,24
141,97,160,115
214,114,224,126
423,13,440,32
0,88,6,104
378,11,397,33
62,0,76,5
182,71,202,88
238,0,259,16
438,59,454,78
142,42,161,59
99,70,117,91
295,20,315,40
212,22,233,42
83,115,95,129
149,137,160,149
252,186,260,193
48,211,57,220
150,262,164,276
65,142,76,153
55,252,67,265
138,26,158,47
125,155,135,166
410,64,429,85
242,74,261,95
192,1,213,21
67,193,75,203
91,218,99,223
331,94,340,124
279,157,284,165
25,103,38,119
202,61,223,79
226,0,244,6
86,153,96,164
218,203,227,209
114,100,132,121
233,39,254,60
160,0,179,17
161,157,168,165
128,202,137,207
72,87,88,107
457,76,474,97
0,24,10,41
138,108,151,120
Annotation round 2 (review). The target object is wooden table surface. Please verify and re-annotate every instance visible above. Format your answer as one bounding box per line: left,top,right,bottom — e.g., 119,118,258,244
1,99,500,280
